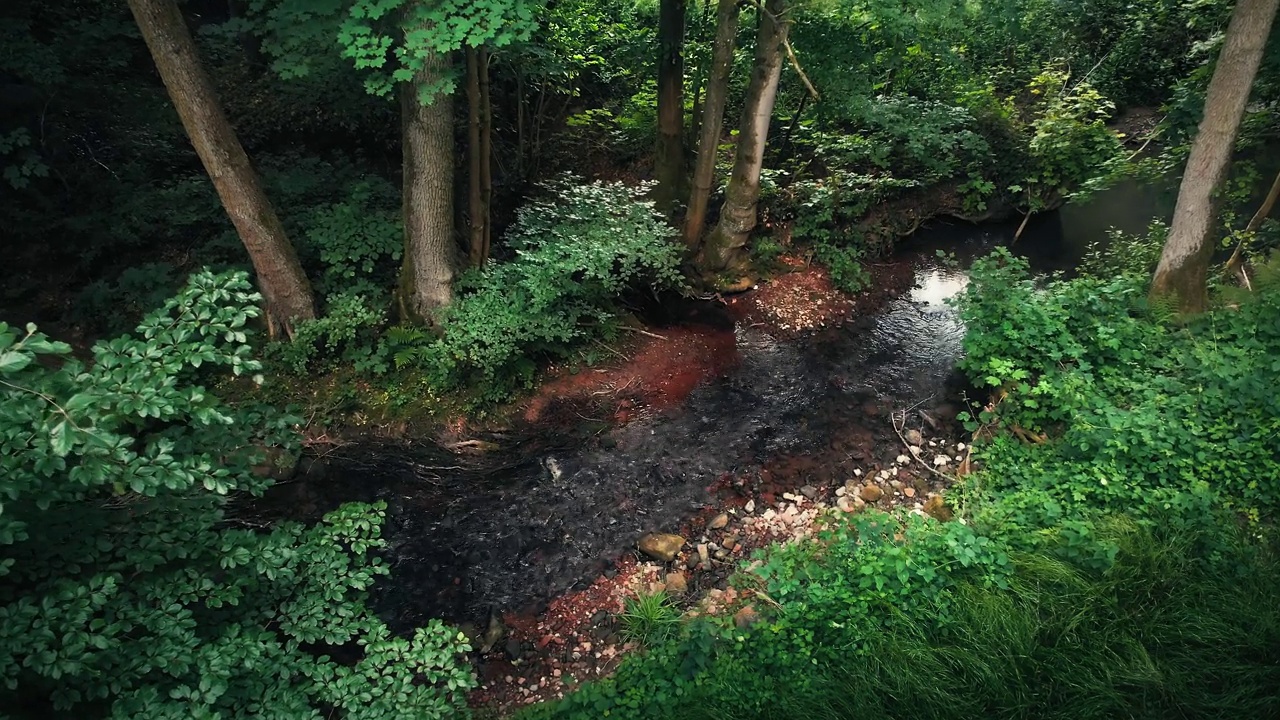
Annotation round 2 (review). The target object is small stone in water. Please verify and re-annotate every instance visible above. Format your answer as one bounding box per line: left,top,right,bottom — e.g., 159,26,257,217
904,428,924,446
934,455,950,466
744,499,756,513
708,513,730,530
853,468,863,476
800,485,818,500
957,443,967,451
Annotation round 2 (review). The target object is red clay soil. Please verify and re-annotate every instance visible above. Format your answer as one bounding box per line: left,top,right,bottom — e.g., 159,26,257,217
521,324,739,426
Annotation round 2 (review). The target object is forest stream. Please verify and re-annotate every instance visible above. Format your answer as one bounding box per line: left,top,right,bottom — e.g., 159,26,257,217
256,176,1175,646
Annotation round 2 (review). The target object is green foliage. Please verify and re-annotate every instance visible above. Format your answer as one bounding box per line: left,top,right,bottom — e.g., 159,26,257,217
390,179,684,404
812,240,869,294
71,262,183,336
272,292,391,375
1018,69,1124,206
955,246,1280,517
301,177,403,298
618,590,680,646
525,505,1280,719
0,270,473,717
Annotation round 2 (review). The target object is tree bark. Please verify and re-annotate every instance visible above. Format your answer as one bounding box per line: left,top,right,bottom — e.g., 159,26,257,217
655,0,687,215
399,51,457,324
699,0,789,273
683,0,741,249
1150,0,1278,312
466,47,486,267
480,48,493,265
126,0,315,336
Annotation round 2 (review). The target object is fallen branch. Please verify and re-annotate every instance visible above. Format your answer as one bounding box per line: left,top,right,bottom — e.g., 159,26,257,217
618,326,668,341
891,410,954,483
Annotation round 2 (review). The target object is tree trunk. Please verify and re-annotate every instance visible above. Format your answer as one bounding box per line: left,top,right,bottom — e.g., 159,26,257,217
480,48,493,265
126,0,315,336
399,51,457,324
466,47,486,267
683,0,740,248
1150,0,1278,312
655,0,687,214
699,0,789,273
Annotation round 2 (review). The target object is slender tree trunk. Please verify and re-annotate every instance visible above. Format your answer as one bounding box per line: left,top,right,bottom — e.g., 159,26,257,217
1224,168,1280,284
466,47,486,267
699,0,789,272
683,0,741,248
480,48,493,264
655,0,687,214
399,51,457,324
1150,0,1278,312
126,0,315,336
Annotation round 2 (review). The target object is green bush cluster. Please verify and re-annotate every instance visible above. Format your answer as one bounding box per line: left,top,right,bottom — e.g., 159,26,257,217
0,271,473,718
955,246,1280,517
388,179,685,404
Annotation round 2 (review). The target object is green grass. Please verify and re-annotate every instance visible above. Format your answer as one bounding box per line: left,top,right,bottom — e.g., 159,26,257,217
618,590,681,647
679,520,1280,720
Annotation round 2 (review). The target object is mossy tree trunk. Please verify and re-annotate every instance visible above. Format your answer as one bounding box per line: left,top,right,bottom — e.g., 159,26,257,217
655,0,687,215
127,0,315,337
683,0,741,249
699,0,789,274
1150,0,1278,312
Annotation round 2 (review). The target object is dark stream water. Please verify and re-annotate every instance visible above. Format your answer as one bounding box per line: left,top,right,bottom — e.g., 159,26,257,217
274,183,1175,632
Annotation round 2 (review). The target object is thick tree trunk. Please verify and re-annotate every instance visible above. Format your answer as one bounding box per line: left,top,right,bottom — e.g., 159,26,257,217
683,0,741,248
1150,0,1278,312
699,0,789,273
466,47,486,267
126,0,315,336
399,51,457,324
655,0,687,214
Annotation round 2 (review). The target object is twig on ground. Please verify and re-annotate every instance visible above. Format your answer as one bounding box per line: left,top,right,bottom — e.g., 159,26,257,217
891,409,955,483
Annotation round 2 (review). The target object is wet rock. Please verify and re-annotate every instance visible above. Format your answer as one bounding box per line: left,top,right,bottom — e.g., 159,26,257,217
744,499,756,514
479,613,506,654
924,495,954,522
933,455,950,466
697,543,710,566
638,533,685,562
860,485,884,503
896,454,911,465
836,496,859,513
904,487,916,498
800,485,818,501
904,428,924,447
665,571,688,596
853,468,863,477
708,513,730,530
889,479,904,490
734,605,760,629
835,485,847,497
505,636,525,661
909,445,923,456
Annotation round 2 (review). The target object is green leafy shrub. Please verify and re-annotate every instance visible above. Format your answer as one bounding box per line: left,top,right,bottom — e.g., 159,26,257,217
300,177,402,298
71,262,183,335
1017,69,1125,206
270,292,390,375
0,270,473,717
812,240,870,294
391,178,684,404
955,246,1280,517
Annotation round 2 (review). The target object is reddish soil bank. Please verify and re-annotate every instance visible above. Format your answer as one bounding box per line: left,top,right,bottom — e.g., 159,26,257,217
521,323,739,426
